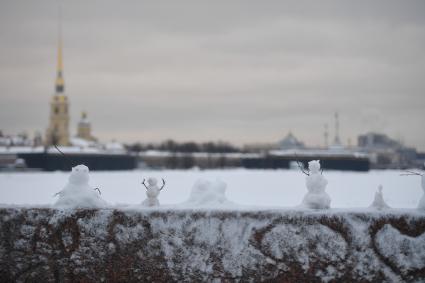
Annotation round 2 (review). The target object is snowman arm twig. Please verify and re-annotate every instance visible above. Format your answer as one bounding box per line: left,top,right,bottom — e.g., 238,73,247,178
160,178,166,191
94,187,101,195
141,179,149,190
294,153,309,176
53,191,62,197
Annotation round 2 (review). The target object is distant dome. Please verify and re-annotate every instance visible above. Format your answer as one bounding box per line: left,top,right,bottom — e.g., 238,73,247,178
78,112,90,126
279,132,305,150
77,112,97,142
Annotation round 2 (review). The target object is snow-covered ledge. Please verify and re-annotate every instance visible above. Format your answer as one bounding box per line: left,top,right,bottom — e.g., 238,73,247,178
1,208,424,282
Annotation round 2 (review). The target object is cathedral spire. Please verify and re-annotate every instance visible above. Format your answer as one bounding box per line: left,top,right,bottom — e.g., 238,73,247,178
55,40,64,93
55,1,64,93
46,0,70,146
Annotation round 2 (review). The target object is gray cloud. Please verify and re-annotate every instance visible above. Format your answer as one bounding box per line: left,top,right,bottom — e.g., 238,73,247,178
0,0,424,149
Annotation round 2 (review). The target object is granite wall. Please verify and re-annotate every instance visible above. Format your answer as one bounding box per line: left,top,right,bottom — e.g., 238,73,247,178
0,208,424,282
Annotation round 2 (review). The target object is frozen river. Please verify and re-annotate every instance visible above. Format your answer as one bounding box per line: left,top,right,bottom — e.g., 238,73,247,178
0,168,422,209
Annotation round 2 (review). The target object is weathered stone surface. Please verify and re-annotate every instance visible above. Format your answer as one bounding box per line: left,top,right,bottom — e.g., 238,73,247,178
0,208,424,282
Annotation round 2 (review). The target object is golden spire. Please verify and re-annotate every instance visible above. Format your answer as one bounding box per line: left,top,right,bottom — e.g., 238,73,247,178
55,1,64,93
55,40,64,93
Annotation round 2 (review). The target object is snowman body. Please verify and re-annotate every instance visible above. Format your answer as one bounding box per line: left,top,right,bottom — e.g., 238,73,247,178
301,160,331,209
370,185,390,210
142,178,161,207
54,165,107,208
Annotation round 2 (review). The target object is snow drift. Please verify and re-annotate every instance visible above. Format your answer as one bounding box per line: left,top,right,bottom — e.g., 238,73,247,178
183,179,234,207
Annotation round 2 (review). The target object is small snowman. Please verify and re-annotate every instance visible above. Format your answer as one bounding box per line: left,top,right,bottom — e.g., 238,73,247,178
141,177,165,207
369,185,390,210
301,160,331,209
54,164,107,208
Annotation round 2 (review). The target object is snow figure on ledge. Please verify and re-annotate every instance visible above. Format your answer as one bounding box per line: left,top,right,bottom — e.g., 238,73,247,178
141,177,165,207
54,165,107,208
301,160,331,209
184,179,234,207
401,168,425,210
369,185,390,210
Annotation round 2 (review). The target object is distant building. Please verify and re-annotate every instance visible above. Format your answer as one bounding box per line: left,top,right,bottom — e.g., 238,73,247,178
243,143,276,153
416,152,425,169
0,132,32,147
358,133,400,149
279,132,305,150
77,112,97,141
357,132,417,169
33,132,43,147
332,112,342,146
45,36,70,146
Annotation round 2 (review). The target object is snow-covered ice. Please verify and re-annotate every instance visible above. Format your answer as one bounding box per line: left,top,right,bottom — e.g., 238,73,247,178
301,160,331,209
0,168,424,209
53,165,108,208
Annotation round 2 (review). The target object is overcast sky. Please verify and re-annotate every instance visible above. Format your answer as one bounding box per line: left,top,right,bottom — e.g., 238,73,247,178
0,1,424,149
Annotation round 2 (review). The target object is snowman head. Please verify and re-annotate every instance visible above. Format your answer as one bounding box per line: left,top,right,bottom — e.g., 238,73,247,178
308,160,321,174
147,177,158,187
69,164,90,185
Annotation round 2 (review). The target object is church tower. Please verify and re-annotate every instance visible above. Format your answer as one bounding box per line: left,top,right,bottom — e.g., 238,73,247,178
45,21,70,146
77,112,96,141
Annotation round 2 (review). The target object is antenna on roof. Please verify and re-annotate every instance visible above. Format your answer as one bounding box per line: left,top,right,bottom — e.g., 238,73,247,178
333,112,341,145
324,123,329,148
